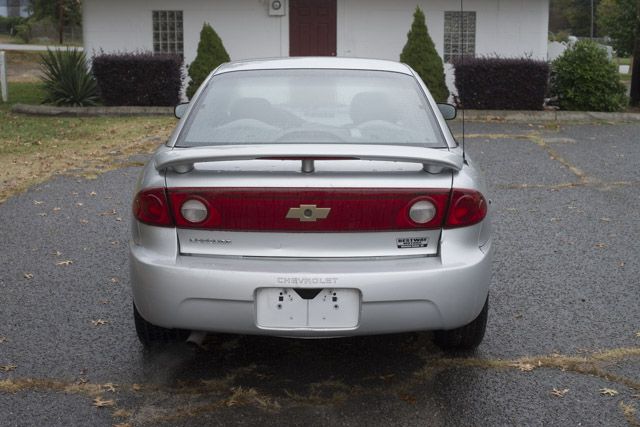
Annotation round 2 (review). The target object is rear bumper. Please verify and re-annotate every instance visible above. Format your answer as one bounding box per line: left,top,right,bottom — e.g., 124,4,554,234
130,226,492,337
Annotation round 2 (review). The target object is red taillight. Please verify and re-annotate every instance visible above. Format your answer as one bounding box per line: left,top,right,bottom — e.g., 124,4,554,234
167,188,450,232
132,188,174,227
445,189,487,228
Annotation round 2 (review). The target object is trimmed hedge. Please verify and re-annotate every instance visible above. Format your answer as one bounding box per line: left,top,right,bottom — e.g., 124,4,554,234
453,57,549,110
92,52,183,106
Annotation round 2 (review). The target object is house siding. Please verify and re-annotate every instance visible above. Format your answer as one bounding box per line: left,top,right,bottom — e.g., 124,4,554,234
0,0,30,17
83,0,548,94
83,0,288,61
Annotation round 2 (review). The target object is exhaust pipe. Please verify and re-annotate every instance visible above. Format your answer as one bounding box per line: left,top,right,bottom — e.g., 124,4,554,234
186,330,207,348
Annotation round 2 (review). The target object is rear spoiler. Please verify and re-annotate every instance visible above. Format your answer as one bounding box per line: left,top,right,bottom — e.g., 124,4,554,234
154,144,463,173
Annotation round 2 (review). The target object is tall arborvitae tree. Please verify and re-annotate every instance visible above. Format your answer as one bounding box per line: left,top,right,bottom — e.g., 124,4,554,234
187,23,230,99
400,6,449,102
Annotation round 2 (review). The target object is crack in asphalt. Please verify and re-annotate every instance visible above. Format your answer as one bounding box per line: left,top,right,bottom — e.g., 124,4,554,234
463,131,589,181
2,347,639,425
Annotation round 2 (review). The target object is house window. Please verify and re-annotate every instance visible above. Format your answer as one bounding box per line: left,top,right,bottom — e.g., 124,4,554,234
153,11,184,55
443,11,476,62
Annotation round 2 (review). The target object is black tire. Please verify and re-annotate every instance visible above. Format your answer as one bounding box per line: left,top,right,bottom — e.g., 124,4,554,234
434,296,488,352
133,302,189,347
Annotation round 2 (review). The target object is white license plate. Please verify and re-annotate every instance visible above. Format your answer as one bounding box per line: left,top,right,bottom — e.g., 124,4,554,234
256,288,360,329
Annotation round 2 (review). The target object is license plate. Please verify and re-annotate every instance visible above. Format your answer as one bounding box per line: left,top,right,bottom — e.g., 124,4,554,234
256,288,360,329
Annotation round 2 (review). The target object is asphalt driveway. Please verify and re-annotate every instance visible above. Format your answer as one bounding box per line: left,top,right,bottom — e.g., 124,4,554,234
1,121,639,426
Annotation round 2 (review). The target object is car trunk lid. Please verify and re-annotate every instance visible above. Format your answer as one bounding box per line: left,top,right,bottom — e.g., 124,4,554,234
161,146,456,259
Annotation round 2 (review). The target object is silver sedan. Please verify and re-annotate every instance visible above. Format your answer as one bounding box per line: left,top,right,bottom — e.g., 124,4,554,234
130,57,492,351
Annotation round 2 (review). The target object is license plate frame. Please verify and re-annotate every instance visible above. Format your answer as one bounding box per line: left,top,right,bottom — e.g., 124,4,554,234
256,288,360,329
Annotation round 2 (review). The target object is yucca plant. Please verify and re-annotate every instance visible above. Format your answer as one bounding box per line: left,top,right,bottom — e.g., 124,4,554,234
40,48,99,107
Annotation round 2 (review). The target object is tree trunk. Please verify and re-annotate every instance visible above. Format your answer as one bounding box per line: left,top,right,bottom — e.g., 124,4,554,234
58,0,64,44
630,0,640,106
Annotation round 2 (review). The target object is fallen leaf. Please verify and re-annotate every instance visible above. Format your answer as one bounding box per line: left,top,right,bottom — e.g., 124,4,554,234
37,213,47,217
110,278,119,283
112,409,132,418
53,207,61,211
102,383,117,392
0,336,7,344
619,261,625,268
23,272,33,279
131,383,142,392
76,202,84,207
53,250,62,256
33,200,44,205
600,388,619,397
551,388,569,397
399,393,417,404
91,319,108,326
56,260,73,266
89,191,97,196
99,209,117,216
92,396,115,408
635,331,640,338
110,241,119,245
511,361,536,372
79,219,89,224
0,364,17,372
594,243,608,249
99,299,110,305
115,217,122,222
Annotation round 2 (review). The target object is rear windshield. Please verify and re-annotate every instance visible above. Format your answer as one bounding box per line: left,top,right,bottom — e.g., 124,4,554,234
177,69,446,148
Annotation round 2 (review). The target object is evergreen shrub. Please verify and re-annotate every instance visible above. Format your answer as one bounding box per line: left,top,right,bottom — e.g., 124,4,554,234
550,40,626,111
186,23,230,99
40,48,98,106
400,6,449,102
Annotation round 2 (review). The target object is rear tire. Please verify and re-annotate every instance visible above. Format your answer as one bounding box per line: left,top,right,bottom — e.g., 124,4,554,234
434,296,488,352
133,302,189,347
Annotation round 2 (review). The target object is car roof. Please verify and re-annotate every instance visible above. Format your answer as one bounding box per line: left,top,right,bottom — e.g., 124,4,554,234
215,57,414,75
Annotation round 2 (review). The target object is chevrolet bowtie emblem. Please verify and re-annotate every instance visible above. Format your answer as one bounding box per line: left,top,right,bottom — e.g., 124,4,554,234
286,204,331,222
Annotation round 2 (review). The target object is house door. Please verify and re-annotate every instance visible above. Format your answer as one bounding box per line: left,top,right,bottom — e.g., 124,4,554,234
289,0,337,56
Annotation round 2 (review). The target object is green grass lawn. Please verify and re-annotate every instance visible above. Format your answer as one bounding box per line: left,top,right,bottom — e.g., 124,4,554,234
0,82,175,203
614,57,632,66
0,33,23,44
2,81,46,106
613,57,633,82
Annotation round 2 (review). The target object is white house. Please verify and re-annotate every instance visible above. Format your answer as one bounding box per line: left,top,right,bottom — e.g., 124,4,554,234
83,0,549,93
0,0,29,17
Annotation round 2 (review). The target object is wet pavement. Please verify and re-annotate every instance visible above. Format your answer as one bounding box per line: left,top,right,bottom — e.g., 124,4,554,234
1,121,639,426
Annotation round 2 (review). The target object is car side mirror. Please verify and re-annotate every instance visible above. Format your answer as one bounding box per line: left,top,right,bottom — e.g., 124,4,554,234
437,103,457,120
174,102,189,119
